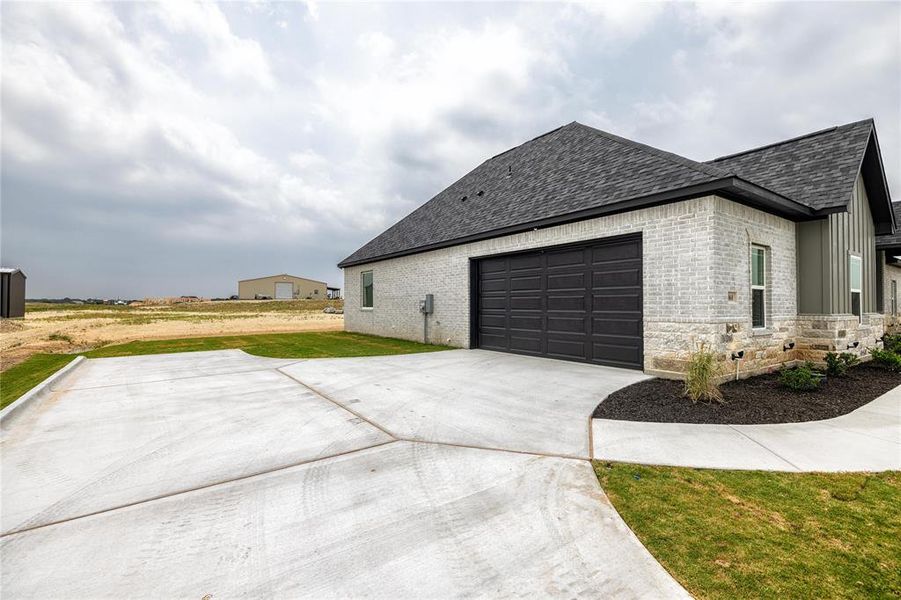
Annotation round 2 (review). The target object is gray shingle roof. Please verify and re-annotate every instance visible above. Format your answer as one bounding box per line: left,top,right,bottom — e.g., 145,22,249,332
340,119,883,267
707,119,874,212
341,123,735,266
877,203,901,249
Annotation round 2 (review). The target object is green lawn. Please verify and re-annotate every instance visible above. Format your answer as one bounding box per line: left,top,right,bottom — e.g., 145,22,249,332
1,354,76,410
1,332,449,410
84,331,450,359
595,462,900,599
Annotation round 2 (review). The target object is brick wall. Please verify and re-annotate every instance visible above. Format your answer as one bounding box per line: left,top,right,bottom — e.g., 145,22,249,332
343,194,882,377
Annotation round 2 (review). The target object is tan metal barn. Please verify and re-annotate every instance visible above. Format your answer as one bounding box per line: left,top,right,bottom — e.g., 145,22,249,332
237,274,328,300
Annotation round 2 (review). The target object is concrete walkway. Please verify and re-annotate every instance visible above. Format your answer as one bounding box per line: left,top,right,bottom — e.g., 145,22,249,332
2,349,686,599
593,384,901,471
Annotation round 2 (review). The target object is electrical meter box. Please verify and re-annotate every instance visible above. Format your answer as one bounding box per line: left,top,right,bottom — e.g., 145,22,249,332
419,294,434,315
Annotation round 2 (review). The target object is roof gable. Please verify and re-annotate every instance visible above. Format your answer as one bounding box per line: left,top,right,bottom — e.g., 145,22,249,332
707,120,875,213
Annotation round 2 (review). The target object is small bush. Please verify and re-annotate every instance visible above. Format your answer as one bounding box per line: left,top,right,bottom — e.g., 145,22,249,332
780,362,821,391
882,334,901,354
824,352,859,377
870,348,901,372
683,343,723,403
47,332,73,343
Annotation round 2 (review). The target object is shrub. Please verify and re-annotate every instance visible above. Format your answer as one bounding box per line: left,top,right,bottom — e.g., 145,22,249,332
870,348,901,372
779,362,821,391
47,333,73,343
683,343,723,403
882,334,901,354
824,352,859,377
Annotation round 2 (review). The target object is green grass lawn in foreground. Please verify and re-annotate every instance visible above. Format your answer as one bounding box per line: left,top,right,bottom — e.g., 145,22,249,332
595,462,900,599
84,331,450,359
1,353,76,410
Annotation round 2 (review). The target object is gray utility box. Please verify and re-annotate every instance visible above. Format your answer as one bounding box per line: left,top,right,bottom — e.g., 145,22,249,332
419,294,434,315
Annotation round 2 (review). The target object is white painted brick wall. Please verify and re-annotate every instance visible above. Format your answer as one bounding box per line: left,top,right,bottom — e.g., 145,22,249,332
344,194,804,375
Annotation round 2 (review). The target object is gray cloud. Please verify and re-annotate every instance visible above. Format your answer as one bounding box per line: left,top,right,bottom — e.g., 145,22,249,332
2,1,898,298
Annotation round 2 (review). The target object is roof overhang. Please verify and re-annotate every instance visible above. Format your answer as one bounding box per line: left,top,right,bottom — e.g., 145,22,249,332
859,127,895,235
338,177,816,268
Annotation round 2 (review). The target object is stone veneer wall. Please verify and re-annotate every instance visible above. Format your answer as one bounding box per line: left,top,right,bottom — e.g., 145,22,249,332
795,313,885,363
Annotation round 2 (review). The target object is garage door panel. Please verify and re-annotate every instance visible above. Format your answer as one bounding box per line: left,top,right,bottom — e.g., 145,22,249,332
592,269,641,288
510,336,542,353
591,242,640,262
547,316,586,333
509,254,542,271
592,318,642,336
476,235,642,369
547,273,585,290
479,278,508,292
591,342,642,365
547,295,585,311
480,297,507,310
592,292,641,312
547,339,586,360
511,275,541,291
546,248,586,268
509,315,542,331
510,296,542,310
480,314,507,328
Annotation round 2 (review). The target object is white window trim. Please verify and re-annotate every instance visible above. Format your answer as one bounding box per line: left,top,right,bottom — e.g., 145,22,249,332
849,254,862,321
750,244,767,329
361,270,374,310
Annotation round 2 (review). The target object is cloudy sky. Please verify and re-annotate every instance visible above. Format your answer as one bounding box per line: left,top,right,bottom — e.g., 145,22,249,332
2,1,899,299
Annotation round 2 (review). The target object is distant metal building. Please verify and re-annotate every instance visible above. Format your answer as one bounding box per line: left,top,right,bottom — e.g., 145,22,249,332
327,287,341,299
1,268,26,318
237,274,328,300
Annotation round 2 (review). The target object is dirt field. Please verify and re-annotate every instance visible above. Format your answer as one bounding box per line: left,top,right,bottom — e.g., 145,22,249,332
0,299,344,370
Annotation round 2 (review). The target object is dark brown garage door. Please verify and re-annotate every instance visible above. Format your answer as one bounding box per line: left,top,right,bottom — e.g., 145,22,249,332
473,235,643,369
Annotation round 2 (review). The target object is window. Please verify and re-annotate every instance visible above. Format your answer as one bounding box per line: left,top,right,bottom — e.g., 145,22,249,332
361,271,373,308
891,279,898,315
849,255,862,319
751,245,766,329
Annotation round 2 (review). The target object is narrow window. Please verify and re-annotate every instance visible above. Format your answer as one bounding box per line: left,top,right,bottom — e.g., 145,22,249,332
849,255,862,319
751,245,766,329
891,279,898,315
361,271,374,308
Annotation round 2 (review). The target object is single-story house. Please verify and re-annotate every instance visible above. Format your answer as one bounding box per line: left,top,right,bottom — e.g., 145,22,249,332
238,274,328,300
339,119,897,378
877,202,901,332
1,267,27,319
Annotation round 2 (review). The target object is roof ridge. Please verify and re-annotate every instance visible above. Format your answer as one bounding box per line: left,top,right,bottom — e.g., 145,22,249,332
571,122,729,179
708,118,874,163
487,123,570,162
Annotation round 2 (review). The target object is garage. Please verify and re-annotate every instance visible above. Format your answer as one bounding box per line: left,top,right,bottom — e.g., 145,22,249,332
275,282,294,299
473,235,643,369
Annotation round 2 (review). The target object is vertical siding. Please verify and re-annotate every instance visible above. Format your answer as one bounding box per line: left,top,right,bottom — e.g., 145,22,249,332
827,174,877,313
796,219,831,313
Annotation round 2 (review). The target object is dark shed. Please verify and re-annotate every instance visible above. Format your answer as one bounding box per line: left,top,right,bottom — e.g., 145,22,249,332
1,268,26,318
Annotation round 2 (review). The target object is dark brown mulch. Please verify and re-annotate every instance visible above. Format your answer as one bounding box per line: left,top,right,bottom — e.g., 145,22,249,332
593,364,900,425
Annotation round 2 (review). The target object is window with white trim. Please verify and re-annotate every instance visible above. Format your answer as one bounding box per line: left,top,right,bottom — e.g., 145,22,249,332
849,255,862,319
751,245,766,329
361,271,374,309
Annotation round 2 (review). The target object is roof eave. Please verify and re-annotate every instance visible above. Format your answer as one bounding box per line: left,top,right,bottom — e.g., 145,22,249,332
337,177,815,268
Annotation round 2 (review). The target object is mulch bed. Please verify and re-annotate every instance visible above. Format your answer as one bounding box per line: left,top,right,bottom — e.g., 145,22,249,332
593,364,900,425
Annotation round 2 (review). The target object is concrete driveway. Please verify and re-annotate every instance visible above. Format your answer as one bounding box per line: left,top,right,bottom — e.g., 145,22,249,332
1,349,683,599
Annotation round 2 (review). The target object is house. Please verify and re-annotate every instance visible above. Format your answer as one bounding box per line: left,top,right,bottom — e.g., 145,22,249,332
238,274,328,300
877,202,901,332
339,119,896,378
1,267,27,318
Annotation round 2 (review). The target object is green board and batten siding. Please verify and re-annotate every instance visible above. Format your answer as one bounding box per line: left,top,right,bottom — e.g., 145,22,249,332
797,174,879,314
